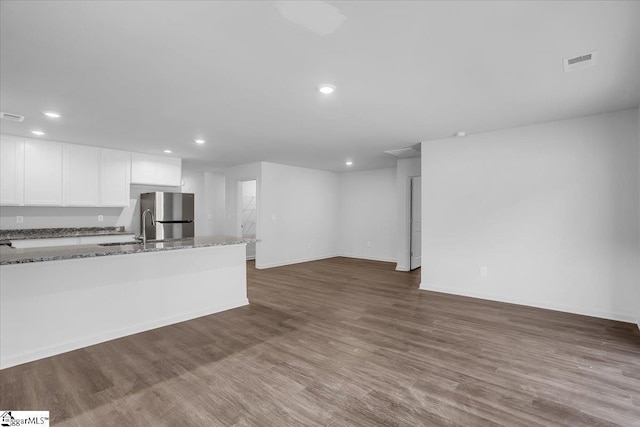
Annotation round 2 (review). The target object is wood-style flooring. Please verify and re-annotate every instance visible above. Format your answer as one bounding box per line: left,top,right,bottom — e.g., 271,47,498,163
1,257,639,426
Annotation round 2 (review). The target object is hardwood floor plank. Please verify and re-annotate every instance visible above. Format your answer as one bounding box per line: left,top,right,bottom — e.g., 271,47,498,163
1,257,639,426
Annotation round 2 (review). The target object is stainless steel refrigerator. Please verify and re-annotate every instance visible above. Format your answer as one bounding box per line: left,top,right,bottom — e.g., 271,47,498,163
140,192,194,240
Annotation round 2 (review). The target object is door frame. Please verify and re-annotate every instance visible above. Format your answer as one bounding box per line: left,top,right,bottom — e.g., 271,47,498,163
237,177,258,261
409,175,421,270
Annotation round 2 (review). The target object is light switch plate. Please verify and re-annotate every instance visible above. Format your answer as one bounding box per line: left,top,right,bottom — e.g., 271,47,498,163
98,215,104,222
16,216,24,224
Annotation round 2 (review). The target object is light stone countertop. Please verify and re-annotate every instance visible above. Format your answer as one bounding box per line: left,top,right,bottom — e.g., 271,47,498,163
0,235,256,265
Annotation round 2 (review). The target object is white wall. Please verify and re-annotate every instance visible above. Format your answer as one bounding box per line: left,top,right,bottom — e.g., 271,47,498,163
0,205,123,230
0,178,221,236
395,158,421,271
0,183,180,233
226,161,403,269
420,108,640,322
206,171,226,236
337,168,397,262
0,160,225,235
0,179,225,236
638,106,640,329
181,165,226,237
257,162,339,269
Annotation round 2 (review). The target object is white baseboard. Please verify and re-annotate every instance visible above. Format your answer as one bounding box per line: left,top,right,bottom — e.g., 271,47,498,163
396,264,409,271
256,254,339,269
256,254,399,269
338,254,397,263
1,299,249,370
419,284,636,324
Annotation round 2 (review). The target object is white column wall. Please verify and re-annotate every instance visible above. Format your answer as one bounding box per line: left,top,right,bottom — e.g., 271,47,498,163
337,168,397,262
257,162,338,268
395,158,421,271
420,109,640,322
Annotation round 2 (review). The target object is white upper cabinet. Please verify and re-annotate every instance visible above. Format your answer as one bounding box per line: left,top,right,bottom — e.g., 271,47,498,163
131,153,181,187
0,134,25,206
156,156,182,186
131,153,157,185
63,144,100,206
63,145,131,207
24,138,63,206
100,148,131,207
0,134,178,207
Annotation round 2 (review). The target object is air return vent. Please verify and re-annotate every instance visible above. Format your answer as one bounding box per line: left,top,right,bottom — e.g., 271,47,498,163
563,51,597,72
384,144,421,159
0,112,25,122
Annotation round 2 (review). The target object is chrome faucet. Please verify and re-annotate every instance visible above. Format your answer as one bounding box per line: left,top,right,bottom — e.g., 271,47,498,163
141,208,155,247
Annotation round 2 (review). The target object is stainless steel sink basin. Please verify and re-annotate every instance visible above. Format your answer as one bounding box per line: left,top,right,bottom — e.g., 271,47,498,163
99,241,143,247
99,239,175,247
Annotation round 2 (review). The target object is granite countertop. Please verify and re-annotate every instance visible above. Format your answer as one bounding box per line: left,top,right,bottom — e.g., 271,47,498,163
0,235,256,265
0,227,134,241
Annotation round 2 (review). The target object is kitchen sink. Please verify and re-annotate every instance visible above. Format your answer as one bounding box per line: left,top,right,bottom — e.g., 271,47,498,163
98,239,175,247
99,241,143,247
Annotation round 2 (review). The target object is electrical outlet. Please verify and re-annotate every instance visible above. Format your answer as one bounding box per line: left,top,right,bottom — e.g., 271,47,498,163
98,215,104,222
16,216,24,224
271,214,277,221
479,266,488,277
366,241,372,248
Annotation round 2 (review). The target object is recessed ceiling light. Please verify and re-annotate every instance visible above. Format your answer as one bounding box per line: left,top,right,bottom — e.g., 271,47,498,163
454,131,466,137
318,84,336,94
42,111,61,118
31,130,45,136
194,139,205,144
163,149,172,154
345,160,353,166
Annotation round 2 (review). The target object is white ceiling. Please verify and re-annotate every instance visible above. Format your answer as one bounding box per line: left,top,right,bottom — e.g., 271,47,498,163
1,1,639,172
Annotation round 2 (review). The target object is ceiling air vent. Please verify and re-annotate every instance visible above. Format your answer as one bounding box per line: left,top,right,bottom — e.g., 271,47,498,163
384,144,421,159
563,51,597,72
0,112,25,122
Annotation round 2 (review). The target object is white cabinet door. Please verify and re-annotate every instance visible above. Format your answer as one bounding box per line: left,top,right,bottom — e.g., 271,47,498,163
156,156,182,186
0,134,24,206
131,153,157,185
100,148,131,206
63,144,100,206
24,139,63,206
131,153,181,186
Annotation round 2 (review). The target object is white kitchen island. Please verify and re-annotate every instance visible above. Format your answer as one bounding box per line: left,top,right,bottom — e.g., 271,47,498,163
0,236,252,369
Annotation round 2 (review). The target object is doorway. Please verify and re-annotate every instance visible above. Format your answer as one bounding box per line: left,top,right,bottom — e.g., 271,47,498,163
240,180,257,260
410,176,421,270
